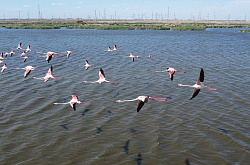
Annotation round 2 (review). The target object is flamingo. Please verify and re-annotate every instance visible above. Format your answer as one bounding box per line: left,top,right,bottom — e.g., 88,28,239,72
9,50,15,56
178,68,218,100
84,60,95,70
25,45,31,52
33,65,63,82
83,68,119,84
4,52,9,57
113,45,117,51
0,52,5,60
127,53,141,62
116,96,168,112
16,65,36,78
20,51,26,57
1,63,7,73
46,52,54,63
23,56,28,62
155,67,186,81
66,51,71,58
17,43,22,49
53,95,90,111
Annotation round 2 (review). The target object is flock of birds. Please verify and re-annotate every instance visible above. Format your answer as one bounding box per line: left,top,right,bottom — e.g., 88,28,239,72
1,43,218,113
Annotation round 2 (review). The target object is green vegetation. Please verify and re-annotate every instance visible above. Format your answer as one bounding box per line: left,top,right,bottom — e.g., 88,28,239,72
239,29,250,33
0,20,249,31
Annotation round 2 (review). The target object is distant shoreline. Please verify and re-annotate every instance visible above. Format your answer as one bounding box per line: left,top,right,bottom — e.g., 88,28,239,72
0,19,249,31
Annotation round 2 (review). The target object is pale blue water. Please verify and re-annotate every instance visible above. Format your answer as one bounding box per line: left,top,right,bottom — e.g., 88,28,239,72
0,28,249,165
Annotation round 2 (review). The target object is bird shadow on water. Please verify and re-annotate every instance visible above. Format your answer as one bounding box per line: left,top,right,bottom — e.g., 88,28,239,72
122,140,130,154
81,109,90,117
92,127,103,136
106,109,112,118
133,153,142,165
59,122,71,130
218,128,228,134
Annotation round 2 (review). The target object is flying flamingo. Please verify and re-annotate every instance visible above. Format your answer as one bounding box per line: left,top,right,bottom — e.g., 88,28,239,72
127,53,141,62
1,63,7,73
25,45,31,52
16,65,38,78
9,50,15,56
23,56,28,62
83,68,119,84
113,45,117,51
4,52,9,57
53,95,90,111
155,67,186,81
66,51,71,58
84,60,95,70
33,65,63,82
20,51,26,57
17,43,22,49
116,96,168,112
178,68,218,100
0,52,5,60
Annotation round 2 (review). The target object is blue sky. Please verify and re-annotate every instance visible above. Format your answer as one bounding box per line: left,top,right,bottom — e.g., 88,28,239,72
0,0,249,20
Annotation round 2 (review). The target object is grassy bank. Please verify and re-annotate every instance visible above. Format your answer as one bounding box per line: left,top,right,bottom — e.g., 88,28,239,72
0,19,249,31
239,29,250,33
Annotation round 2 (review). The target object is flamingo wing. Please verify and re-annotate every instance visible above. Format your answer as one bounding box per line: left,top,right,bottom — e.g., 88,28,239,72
72,95,78,100
24,69,31,78
190,88,200,100
46,54,53,63
169,70,175,81
99,68,105,79
70,102,77,111
197,68,204,84
137,100,145,112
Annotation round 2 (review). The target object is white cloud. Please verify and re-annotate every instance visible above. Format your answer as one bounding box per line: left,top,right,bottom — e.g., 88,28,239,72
51,3,65,6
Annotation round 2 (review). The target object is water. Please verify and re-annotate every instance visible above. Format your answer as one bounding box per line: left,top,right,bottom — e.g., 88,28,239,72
0,28,249,165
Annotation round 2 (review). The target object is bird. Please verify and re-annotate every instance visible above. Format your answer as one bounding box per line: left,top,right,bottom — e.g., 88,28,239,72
25,45,31,52
16,65,36,78
83,68,119,84
9,50,15,56
17,43,22,49
20,51,26,57
53,95,90,111
23,56,28,62
127,53,141,62
116,96,168,112
66,51,71,58
84,60,94,70
155,67,186,81
33,65,63,82
1,63,7,73
178,68,218,100
46,52,54,63
0,52,5,60
113,45,117,51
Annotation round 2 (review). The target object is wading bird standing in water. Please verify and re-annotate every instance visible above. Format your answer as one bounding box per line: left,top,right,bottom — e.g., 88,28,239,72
53,95,90,111
83,68,119,84
116,96,168,112
178,68,218,100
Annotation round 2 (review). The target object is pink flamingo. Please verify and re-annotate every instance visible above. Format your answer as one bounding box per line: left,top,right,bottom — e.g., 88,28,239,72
23,56,28,62
66,51,71,58
155,67,186,81
33,65,63,82
17,43,22,49
0,52,6,60
25,45,31,52
1,63,7,73
116,96,168,112
113,45,117,51
178,68,218,100
83,68,119,84
53,95,90,111
9,50,15,56
20,51,26,57
127,53,141,62
16,65,38,78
